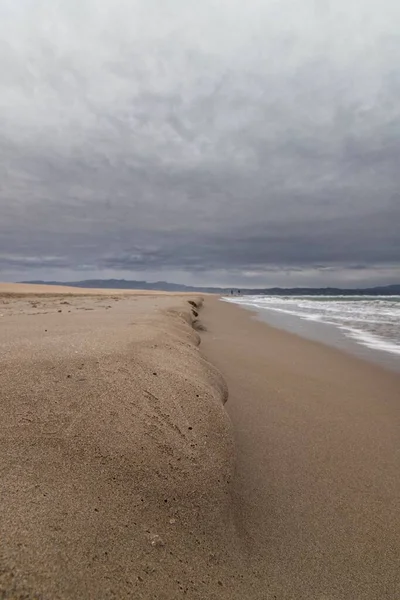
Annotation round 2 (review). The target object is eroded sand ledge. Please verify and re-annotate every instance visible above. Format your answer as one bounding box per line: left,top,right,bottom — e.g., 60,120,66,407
0,291,256,599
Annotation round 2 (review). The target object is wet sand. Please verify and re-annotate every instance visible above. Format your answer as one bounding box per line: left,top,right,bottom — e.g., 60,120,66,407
201,297,400,599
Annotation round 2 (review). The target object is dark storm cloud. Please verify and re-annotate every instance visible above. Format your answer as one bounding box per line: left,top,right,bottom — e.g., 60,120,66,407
0,0,400,286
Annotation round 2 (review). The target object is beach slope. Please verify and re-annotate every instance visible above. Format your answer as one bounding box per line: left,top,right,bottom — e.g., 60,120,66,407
0,290,253,599
201,297,400,599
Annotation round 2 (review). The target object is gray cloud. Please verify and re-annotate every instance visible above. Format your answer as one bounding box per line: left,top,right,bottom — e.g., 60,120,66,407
1,0,400,286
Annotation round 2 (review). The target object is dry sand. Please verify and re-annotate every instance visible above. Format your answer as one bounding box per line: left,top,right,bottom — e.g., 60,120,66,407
1,287,399,599
0,282,183,296
0,287,253,599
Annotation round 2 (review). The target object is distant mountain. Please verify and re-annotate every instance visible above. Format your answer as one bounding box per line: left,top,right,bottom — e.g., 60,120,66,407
21,279,400,296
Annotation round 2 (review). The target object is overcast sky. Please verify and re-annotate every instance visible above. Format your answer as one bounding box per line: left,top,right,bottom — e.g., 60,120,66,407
1,0,399,287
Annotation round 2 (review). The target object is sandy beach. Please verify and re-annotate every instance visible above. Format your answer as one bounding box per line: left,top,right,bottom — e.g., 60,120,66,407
201,297,400,599
1,287,399,599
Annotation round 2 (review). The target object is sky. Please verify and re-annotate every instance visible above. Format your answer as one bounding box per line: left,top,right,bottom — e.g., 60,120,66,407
0,0,399,288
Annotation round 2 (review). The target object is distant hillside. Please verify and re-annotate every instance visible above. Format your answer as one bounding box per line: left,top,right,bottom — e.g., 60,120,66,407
21,279,400,296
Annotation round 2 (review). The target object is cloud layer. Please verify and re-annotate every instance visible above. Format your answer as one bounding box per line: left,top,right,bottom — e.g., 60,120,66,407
1,0,399,286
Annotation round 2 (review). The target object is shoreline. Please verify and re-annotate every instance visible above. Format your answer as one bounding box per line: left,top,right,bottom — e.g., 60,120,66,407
222,297,400,374
200,297,400,599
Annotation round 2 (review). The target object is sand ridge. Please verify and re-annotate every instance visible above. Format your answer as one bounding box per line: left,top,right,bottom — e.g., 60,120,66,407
0,291,255,599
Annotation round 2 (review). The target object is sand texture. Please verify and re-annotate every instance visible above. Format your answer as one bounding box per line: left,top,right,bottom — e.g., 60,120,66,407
201,297,400,599
0,283,182,296
1,287,399,599
0,289,254,599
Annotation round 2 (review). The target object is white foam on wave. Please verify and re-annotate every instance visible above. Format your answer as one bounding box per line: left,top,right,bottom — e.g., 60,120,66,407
340,326,400,356
223,297,311,318
223,297,327,322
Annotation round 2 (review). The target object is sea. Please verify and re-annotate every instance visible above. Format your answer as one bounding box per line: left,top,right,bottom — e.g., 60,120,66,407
223,295,400,372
